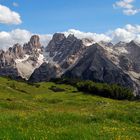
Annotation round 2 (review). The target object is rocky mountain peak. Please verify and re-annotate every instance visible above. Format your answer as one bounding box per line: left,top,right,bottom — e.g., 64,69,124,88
52,33,66,42
45,33,88,68
66,34,79,43
12,43,22,51
82,38,95,47
67,34,76,39
0,50,5,55
46,33,66,54
99,41,113,47
114,41,126,47
6,43,24,59
29,35,41,48
128,40,140,47
125,40,140,54
23,35,42,54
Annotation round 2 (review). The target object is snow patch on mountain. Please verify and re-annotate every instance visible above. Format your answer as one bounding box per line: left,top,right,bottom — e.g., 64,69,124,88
15,53,45,80
15,54,29,63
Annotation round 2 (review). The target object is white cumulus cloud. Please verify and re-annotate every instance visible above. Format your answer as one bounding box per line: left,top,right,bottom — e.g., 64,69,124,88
109,24,140,43
1,25,140,50
64,29,111,42
0,29,31,50
0,29,52,50
113,0,140,16
64,24,140,43
0,4,22,25
64,25,140,44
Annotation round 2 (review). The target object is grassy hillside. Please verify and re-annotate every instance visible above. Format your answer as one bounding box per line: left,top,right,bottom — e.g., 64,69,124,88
0,77,139,140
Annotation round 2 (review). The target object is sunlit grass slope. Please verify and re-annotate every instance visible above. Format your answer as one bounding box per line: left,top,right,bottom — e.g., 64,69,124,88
0,77,139,140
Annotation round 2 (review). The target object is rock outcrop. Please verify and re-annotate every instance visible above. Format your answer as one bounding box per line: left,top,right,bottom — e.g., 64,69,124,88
29,62,62,82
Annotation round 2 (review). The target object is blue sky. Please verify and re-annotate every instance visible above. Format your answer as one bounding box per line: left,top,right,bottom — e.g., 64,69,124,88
0,0,140,34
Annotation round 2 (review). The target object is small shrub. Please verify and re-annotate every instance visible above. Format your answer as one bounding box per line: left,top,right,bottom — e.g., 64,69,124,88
35,84,40,88
49,86,65,92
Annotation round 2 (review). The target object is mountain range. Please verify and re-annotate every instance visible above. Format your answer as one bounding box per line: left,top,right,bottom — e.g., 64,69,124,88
0,33,140,95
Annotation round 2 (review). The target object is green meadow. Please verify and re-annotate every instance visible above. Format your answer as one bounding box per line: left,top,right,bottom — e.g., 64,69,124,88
0,77,139,140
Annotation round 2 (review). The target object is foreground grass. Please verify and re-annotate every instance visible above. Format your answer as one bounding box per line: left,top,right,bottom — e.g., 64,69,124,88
0,77,139,140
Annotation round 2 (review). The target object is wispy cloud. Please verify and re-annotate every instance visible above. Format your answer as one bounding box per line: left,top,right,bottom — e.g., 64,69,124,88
113,0,140,16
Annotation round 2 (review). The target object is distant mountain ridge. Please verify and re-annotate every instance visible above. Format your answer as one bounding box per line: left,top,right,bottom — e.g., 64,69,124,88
0,33,140,95
0,35,45,79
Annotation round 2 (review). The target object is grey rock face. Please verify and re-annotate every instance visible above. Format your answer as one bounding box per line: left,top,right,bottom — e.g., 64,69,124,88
45,33,91,70
29,62,62,82
64,44,134,89
30,35,41,48
0,67,20,79
115,41,140,94
114,41,140,73
0,43,24,68
7,43,24,59
119,55,132,71
46,33,66,54
99,41,113,47
23,35,42,54
0,50,15,68
126,41,140,73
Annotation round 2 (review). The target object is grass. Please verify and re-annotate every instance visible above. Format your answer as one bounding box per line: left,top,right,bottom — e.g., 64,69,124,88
0,77,139,140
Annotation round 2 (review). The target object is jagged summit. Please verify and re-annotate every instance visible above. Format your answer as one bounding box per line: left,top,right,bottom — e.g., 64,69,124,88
30,35,41,48
0,35,45,80
114,41,126,47
23,35,42,55
82,38,95,46
45,33,88,69
7,43,24,59
52,33,66,42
